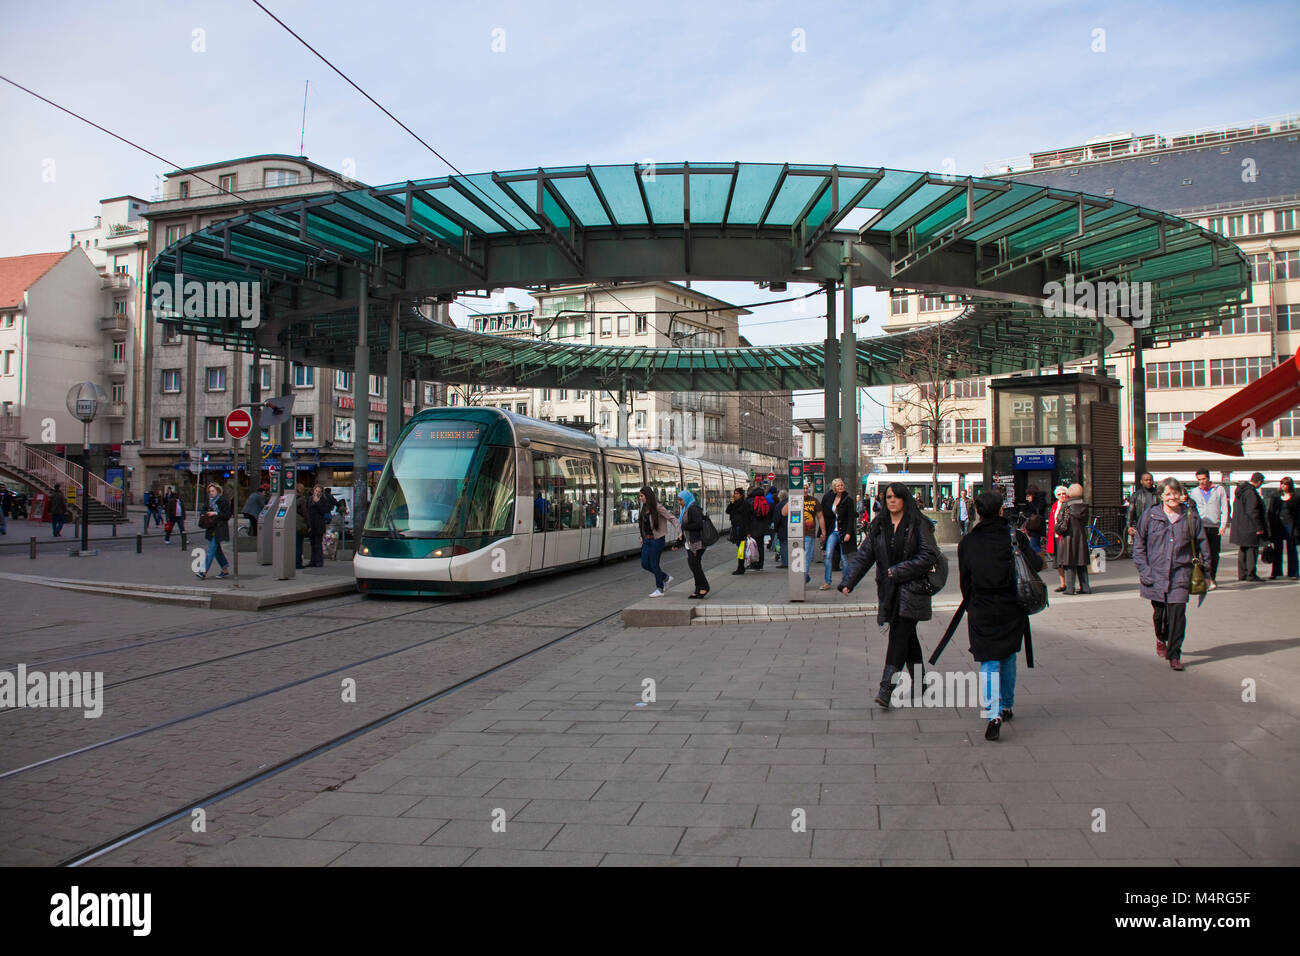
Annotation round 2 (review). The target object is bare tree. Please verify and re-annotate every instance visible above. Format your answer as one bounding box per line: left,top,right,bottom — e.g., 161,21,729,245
890,323,981,509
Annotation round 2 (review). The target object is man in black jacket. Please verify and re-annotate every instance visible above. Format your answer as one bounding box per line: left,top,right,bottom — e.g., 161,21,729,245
1127,473,1159,540
1230,472,1267,581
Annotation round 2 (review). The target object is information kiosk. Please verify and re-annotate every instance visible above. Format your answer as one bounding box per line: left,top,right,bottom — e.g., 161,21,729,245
257,466,280,566
271,464,297,580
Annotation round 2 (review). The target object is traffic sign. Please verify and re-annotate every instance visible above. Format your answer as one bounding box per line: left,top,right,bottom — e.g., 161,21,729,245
225,409,254,440
789,460,804,489
767,471,776,482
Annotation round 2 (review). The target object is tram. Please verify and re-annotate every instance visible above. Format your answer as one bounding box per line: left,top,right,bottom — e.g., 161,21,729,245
864,472,979,509
354,407,750,595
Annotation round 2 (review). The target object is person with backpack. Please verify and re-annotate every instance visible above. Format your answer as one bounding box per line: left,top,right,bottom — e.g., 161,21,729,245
676,490,710,599
747,484,770,570
838,482,940,710
958,491,1043,741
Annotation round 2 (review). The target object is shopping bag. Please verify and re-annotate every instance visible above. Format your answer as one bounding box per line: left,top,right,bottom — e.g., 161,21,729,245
1089,547,1106,574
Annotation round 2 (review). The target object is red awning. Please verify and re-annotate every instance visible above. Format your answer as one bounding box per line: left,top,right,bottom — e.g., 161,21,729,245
1183,345,1300,456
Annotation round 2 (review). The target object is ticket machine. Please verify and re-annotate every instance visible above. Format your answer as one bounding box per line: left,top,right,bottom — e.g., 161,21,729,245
271,464,297,580
787,489,806,602
257,466,280,566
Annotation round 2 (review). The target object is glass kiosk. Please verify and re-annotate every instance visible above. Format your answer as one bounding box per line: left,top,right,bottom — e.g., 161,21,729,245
984,371,1124,518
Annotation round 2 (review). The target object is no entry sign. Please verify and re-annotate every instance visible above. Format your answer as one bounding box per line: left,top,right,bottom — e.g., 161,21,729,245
225,409,253,440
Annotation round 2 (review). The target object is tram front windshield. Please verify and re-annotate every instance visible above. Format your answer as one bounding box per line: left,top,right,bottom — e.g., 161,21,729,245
365,421,513,539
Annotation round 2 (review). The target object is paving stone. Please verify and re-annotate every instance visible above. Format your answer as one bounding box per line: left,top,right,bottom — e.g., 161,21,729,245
462,848,605,866
483,779,603,801
195,836,354,866
624,747,728,764
297,791,424,817
753,804,879,829
558,763,669,782
817,783,939,805
947,829,1097,860
421,819,563,850
676,827,812,858
312,815,448,844
724,747,824,765
402,796,529,820
548,824,685,854
1004,803,1146,830
255,811,336,839
630,802,758,828
765,764,879,784
516,799,641,825
660,764,771,783
382,776,502,797
599,853,739,866
935,782,1062,805
1084,829,1249,860
1127,801,1280,829
810,829,951,860
881,805,1009,829
980,762,1100,782
593,781,710,803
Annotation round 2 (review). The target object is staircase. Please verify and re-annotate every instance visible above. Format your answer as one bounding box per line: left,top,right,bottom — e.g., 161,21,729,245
0,440,127,525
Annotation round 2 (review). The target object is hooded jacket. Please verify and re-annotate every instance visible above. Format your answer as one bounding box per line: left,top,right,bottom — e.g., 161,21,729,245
840,508,939,624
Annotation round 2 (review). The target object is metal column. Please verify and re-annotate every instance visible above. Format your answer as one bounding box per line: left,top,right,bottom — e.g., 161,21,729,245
353,270,370,519
386,297,401,453
1132,332,1147,488
823,281,839,475
839,242,858,492
616,385,628,445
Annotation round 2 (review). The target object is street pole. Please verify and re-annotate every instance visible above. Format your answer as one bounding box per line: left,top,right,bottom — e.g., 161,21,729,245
81,421,90,553
824,281,839,477
840,241,858,493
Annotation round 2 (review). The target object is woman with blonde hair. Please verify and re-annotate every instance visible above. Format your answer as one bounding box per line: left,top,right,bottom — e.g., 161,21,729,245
1046,485,1070,592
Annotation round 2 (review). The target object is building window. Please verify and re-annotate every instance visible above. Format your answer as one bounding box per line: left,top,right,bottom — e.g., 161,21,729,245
111,383,126,402
634,411,647,430
219,173,236,193
164,224,187,245
160,322,181,344
1248,253,1272,283
248,365,272,391
264,168,300,187
1276,209,1298,232
160,418,179,442
206,366,227,391
368,421,382,444
1275,250,1299,280
293,415,314,440
1210,357,1272,387
292,364,314,388
2,315,13,327
1208,306,1272,336
1277,305,1296,332
162,369,181,393
205,417,225,441
2,350,14,375
335,370,353,391
600,317,612,337
600,411,611,431
516,402,527,414
1262,406,1300,438
113,300,128,315
334,417,353,442
1146,360,1205,389
951,418,988,443
635,314,647,334
111,341,127,363
890,293,909,315
178,181,190,199
617,314,630,336
1146,411,1200,441
368,374,384,397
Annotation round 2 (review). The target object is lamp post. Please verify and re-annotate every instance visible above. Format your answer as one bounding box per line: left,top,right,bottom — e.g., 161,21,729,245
66,382,107,556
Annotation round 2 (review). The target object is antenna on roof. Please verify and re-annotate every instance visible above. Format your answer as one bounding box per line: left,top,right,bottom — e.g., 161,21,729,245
298,80,309,157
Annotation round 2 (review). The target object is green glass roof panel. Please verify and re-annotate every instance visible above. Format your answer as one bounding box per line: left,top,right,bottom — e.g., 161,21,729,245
1075,225,1163,270
688,173,733,223
764,174,824,226
305,212,375,256
540,185,570,229
462,173,534,229
1005,208,1082,256
963,196,1064,242
726,164,785,224
802,183,835,231
873,183,956,232
590,165,649,225
643,173,684,223
913,193,972,242
408,195,464,242
853,169,923,210
426,183,512,233
962,182,1044,227
550,175,611,227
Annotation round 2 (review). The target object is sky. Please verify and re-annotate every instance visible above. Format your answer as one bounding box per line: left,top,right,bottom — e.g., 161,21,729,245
2,0,1297,422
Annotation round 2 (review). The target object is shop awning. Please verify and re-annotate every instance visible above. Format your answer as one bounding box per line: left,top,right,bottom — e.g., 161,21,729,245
1183,345,1300,456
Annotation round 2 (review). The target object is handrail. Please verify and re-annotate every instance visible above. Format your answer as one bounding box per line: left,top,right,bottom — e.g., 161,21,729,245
0,441,125,513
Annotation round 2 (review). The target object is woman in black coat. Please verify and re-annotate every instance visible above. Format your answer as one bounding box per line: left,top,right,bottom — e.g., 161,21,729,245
958,491,1043,740
725,488,752,575
839,482,940,709
197,483,233,579
307,485,333,568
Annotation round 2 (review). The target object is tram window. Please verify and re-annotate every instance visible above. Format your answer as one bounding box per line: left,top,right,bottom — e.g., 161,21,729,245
560,453,599,530
607,455,640,526
532,452,565,532
462,446,515,537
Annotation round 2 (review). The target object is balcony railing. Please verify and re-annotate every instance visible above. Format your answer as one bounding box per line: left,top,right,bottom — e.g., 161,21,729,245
101,272,131,291
103,402,127,419
100,315,129,334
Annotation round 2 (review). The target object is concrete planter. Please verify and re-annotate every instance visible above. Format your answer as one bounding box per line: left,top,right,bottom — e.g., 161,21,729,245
923,510,962,544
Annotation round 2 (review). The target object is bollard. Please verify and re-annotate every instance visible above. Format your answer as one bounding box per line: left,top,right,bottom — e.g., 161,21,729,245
30,536,36,560
112,522,117,538
136,534,143,554
180,531,187,550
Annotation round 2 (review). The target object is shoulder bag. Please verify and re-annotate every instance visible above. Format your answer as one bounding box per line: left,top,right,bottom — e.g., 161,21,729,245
1188,516,1207,595
1010,526,1048,614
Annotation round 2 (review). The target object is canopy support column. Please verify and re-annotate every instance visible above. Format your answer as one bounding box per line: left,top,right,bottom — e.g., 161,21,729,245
387,297,401,453
617,382,628,445
823,281,839,478
1132,332,1147,488
839,242,858,493
353,269,370,518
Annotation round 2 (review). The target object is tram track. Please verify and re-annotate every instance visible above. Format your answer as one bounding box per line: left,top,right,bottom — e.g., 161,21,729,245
1,560,649,780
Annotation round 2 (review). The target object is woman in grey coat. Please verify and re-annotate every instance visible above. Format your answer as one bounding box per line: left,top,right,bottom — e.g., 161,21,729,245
1132,478,1210,671
1053,483,1092,594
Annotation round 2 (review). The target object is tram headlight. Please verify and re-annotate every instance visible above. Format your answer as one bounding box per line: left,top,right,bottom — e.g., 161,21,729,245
360,545,370,555
429,545,470,558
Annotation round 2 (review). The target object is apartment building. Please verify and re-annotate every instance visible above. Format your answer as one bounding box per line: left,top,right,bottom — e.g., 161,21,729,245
138,154,375,494
452,281,793,476
879,115,1300,493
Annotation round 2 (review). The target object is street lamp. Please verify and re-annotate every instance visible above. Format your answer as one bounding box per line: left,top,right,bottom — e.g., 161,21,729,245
66,382,107,556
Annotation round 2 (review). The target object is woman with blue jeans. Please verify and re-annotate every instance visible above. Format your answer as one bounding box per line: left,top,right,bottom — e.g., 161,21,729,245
638,486,677,597
821,478,854,589
957,490,1043,740
197,483,232,579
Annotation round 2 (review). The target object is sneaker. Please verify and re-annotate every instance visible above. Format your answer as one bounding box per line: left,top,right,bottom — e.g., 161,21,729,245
1208,579,1218,590
217,570,230,579
663,575,673,590
985,718,1002,741
1169,658,1185,671
649,589,663,598
1156,639,1167,659
819,582,832,590
1000,709,1014,722
195,572,206,580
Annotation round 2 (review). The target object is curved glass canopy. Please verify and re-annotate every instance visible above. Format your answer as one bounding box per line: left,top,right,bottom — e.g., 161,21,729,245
149,162,1249,389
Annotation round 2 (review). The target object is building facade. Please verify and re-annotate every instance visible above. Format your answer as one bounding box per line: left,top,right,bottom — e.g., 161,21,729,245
878,116,1300,496
452,282,794,477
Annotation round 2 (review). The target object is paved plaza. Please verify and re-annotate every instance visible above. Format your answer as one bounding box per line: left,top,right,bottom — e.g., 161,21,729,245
74,541,1300,867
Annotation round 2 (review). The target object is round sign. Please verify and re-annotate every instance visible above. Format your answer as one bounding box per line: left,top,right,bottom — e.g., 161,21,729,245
225,409,253,440
767,472,776,481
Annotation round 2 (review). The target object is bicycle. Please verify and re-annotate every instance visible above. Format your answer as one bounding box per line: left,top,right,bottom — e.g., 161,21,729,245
1087,517,1127,560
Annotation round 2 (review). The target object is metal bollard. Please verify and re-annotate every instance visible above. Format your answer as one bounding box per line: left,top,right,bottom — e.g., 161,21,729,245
180,532,187,550
136,534,143,554
112,522,117,538
30,536,36,559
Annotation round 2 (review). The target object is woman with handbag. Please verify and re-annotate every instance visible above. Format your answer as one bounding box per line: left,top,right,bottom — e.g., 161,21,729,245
838,482,940,710
725,487,752,576
676,490,710,599
196,483,232,579
958,491,1044,740
1132,478,1210,672
1266,476,1299,579
820,478,856,589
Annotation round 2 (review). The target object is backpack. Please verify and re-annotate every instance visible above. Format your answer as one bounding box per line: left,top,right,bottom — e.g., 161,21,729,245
700,513,720,547
1010,526,1048,614
752,494,770,519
